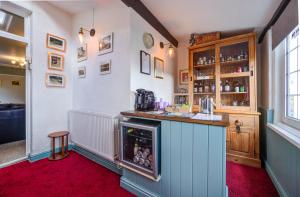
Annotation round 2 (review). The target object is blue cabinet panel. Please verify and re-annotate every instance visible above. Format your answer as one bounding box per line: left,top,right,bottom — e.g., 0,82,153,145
170,121,182,197
161,121,171,197
208,126,226,197
192,124,208,197
180,123,193,197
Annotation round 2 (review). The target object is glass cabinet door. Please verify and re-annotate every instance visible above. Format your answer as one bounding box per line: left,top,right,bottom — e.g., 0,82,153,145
218,40,253,110
191,46,216,109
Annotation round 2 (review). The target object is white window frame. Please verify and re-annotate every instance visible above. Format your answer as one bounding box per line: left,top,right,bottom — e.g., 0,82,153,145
283,27,300,130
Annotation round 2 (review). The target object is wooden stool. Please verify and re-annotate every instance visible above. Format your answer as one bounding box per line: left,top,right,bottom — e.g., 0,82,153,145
48,131,70,161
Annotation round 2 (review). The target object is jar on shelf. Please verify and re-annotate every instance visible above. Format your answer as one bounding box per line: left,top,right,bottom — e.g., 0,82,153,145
232,100,238,106
204,82,210,93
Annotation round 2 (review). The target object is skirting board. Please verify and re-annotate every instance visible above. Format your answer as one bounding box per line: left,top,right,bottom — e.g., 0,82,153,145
28,144,74,162
72,144,122,175
120,177,159,197
264,160,287,197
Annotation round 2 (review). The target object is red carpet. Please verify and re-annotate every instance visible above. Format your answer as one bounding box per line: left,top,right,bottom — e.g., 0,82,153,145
227,161,278,197
0,152,134,197
0,152,278,197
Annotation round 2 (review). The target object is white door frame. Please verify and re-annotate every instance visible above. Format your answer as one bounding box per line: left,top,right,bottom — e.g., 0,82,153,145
0,2,32,156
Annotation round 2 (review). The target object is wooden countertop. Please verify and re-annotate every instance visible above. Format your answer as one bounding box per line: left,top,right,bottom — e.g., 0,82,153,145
121,111,229,127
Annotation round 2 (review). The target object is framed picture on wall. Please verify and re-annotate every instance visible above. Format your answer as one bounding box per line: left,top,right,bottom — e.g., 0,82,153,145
46,33,66,52
140,50,151,75
98,32,113,55
45,73,65,88
99,60,111,75
78,66,86,78
154,57,164,79
48,53,64,71
77,44,87,62
179,69,189,85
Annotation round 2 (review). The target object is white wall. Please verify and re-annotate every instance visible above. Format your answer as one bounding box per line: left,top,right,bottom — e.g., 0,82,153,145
0,75,25,104
13,1,73,155
176,39,189,91
129,9,176,107
72,0,131,116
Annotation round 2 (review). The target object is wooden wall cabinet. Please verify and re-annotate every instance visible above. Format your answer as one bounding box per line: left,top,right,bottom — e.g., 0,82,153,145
188,33,261,167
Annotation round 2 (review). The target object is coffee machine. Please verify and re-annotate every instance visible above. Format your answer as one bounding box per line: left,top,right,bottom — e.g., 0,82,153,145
199,96,215,114
135,89,155,111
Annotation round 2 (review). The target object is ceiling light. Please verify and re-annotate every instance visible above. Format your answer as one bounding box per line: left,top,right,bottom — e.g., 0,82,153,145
0,10,6,25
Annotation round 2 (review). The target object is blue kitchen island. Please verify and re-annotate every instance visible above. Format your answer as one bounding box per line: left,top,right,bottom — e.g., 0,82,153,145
120,111,229,197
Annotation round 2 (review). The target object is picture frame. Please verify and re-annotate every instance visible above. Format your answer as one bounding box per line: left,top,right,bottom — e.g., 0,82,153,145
140,50,151,75
45,73,65,88
179,69,189,85
77,44,88,62
99,60,111,75
48,52,64,71
78,66,86,78
12,81,20,86
98,32,113,55
46,33,66,52
154,57,164,79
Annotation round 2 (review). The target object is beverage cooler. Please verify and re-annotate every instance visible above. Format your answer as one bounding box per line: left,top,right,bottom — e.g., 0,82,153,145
119,119,161,180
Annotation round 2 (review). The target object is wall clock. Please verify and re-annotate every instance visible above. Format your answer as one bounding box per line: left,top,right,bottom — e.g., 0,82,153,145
143,32,154,49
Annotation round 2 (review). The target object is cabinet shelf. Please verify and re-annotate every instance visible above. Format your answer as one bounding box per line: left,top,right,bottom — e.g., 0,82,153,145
174,93,189,96
221,92,248,95
220,59,248,65
194,92,215,95
220,72,250,78
194,63,215,69
194,75,215,80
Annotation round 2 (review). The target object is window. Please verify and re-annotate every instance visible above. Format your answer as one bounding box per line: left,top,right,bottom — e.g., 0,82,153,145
286,27,300,123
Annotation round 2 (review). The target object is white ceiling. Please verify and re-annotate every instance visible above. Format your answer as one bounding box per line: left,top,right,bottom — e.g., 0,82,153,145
141,0,281,40
49,0,282,40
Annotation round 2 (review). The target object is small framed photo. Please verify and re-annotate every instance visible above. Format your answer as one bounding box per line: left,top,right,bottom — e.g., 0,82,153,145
46,33,66,52
78,66,86,78
48,53,64,71
99,32,113,55
77,44,87,62
179,69,189,85
12,80,20,86
99,60,111,75
154,57,164,79
45,73,65,88
140,50,151,75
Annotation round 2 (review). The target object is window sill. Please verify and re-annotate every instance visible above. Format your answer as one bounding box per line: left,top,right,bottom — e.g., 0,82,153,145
267,122,300,150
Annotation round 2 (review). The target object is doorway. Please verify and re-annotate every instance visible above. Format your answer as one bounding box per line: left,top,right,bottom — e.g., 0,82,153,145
0,3,31,167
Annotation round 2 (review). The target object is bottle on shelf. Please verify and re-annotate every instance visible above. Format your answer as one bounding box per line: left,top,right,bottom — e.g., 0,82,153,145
204,82,210,93
211,82,216,93
220,81,223,92
234,81,240,92
199,82,203,93
224,80,231,92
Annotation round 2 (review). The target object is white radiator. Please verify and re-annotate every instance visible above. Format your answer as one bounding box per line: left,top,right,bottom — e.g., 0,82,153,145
69,110,119,162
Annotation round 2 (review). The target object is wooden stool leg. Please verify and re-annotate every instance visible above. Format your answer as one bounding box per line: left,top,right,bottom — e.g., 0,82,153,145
66,134,69,153
52,138,55,160
61,136,65,156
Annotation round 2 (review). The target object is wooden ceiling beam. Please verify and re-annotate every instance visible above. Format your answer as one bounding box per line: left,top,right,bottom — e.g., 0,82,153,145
121,0,178,47
258,0,291,43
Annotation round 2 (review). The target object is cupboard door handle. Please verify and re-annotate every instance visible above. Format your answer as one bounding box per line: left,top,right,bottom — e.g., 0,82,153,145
234,120,242,133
